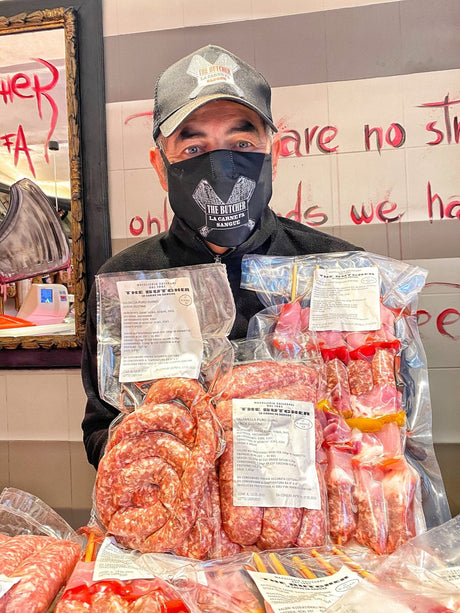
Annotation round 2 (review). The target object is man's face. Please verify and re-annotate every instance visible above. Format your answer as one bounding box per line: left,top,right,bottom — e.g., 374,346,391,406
151,100,280,191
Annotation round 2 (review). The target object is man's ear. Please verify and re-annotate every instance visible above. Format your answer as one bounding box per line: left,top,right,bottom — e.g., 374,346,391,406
271,133,281,180
150,147,168,191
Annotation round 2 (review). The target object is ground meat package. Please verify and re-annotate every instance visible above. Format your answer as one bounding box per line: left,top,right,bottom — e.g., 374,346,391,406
212,341,328,554
93,264,236,559
0,487,82,613
240,251,451,555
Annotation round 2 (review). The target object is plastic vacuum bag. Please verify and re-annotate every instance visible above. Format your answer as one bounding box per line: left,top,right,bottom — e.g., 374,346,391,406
0,488,82,613
240,252,451,551
96,262,235,412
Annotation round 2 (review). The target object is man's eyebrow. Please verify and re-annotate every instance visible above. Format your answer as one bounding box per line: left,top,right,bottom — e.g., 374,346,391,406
176,126,206,141
228,120,258,134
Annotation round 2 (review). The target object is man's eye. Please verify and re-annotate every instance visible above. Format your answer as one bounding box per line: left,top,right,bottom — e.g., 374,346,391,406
236,141,252,149
184,145,200,155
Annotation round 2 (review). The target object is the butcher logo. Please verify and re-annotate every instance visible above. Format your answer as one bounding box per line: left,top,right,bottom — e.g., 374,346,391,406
187,52,243,99
192,176,256,237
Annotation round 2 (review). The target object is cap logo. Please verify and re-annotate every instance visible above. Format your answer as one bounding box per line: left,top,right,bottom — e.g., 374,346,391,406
186,52,244,99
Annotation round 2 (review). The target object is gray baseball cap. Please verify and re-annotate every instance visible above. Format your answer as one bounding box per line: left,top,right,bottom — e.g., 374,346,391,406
153,44,277,139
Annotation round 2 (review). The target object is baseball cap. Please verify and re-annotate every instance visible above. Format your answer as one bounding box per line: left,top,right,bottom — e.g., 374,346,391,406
153,44,277,139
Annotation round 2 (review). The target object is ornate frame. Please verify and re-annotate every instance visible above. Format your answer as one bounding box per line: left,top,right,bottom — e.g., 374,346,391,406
0,1,110,367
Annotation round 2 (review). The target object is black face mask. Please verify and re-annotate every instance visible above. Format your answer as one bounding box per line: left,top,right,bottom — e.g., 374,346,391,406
163,149,273,248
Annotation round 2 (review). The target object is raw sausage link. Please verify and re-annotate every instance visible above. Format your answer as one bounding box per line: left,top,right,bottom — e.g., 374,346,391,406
207,466,241,557
142,393,217,552
219,431,263,546
220,361,318,400
144,377,205,407
372,348,396,387
257,507,303,550
354,465,388,554
0,535,53,576
107,402,196,451
348,359,373,395
326,358,352,417
2,539,80,613
96,431,190,527
296,463,328,548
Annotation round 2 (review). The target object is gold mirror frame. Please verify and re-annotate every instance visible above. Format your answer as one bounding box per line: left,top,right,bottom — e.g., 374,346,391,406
0,8,84,352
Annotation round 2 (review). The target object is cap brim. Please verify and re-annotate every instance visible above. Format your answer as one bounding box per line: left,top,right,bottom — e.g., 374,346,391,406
159,94,277,137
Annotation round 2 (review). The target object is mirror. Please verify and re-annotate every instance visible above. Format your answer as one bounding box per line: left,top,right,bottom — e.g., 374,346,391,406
0,2,110,366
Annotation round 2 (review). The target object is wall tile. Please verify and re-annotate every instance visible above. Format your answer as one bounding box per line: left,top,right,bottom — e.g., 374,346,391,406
183,0,250,28
118,0,184,35
102,0,118,37
252,0,324,18
0,374,7,440
68,372,87,442
9,441,71,509
429,368,460,444
70,441,95,511
106,102,124,171
123,168,171,240
6,371,69,441
108,170,128,240
121,100,154,171
0,441,9,490
405,145,459,224
416,293,460,368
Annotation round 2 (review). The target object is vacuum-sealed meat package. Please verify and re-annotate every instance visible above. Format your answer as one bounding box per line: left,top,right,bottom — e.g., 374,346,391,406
240,251,450,554
93,264,236,559
211,339,327,554
0,488,82,613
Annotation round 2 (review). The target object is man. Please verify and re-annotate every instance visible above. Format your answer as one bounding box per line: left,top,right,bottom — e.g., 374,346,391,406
82,44,361,468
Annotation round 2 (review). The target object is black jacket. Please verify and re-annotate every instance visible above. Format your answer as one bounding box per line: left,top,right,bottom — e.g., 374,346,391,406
81,208,361,468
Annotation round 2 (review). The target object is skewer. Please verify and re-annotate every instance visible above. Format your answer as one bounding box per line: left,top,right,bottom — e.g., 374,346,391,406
268,553,290,576
253,552,269,573
84,532,96,562
331,547,379,583
310,549,338,575
292,555,317,579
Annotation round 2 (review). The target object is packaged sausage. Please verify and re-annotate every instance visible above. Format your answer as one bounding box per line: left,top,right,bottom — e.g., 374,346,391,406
212,340,327,554
0,487,82,613
240,251,451,554
93,264,236,559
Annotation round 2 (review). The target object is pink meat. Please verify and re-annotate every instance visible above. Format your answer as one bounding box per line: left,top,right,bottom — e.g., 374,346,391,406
351,383,402,418
0,535,53,576
296,463,328,548
2,539,80,613
325,446,356,545
347,359,373,395
353,464,388,554
219,431,263,546
325,358,352,417
382,460,419,553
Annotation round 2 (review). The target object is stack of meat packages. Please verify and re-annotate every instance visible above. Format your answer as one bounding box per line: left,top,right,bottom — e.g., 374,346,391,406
94,306,421,560
271,299,422,555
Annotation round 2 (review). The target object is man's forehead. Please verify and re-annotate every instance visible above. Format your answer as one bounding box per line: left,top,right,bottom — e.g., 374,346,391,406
172,99,266,134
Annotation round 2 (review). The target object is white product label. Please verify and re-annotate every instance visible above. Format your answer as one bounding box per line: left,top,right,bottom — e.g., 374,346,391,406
117,277,203,382
309,266,380,331
248,566,361,613
93,537,154,580
233,398,319,509
435,566,460,588
0,575,20,598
